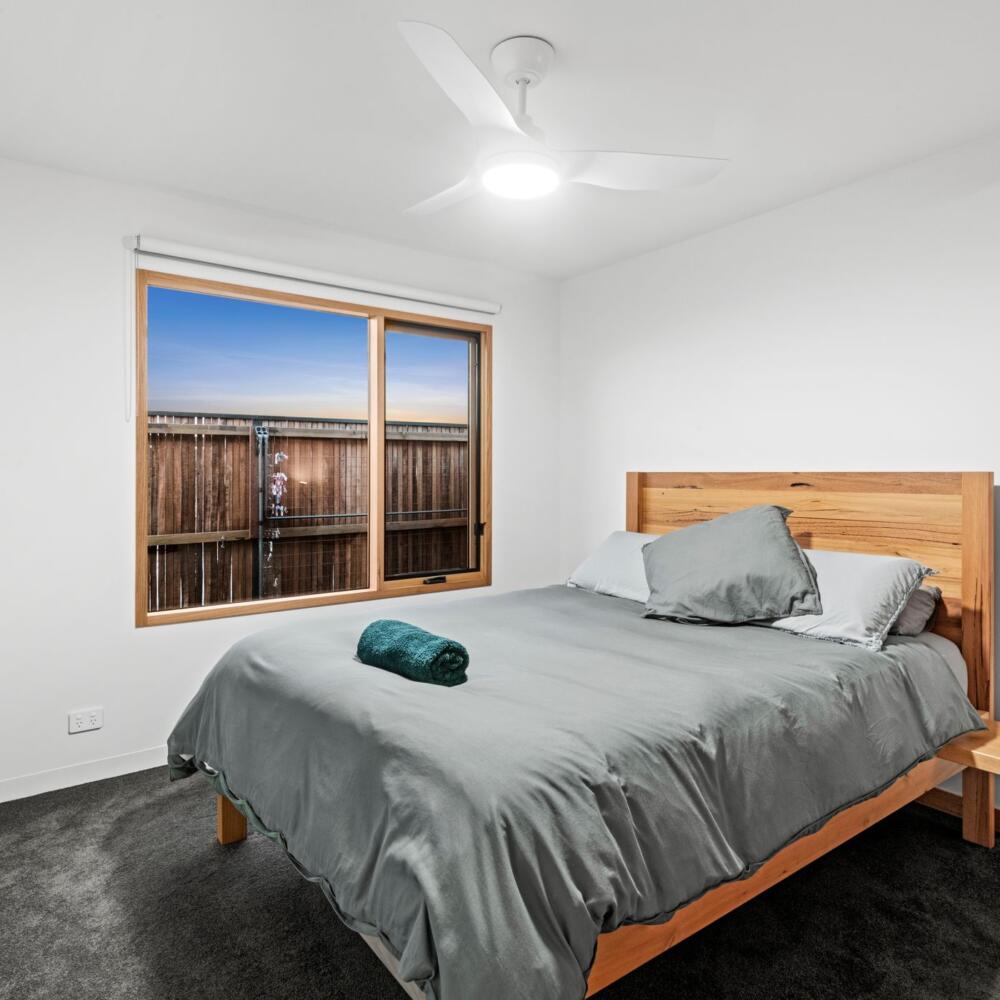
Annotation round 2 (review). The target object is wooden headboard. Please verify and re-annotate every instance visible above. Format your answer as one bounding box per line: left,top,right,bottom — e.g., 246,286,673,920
626,472,995,711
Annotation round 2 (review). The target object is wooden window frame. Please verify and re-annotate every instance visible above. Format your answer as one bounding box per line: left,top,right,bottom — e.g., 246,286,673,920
135,269,492,627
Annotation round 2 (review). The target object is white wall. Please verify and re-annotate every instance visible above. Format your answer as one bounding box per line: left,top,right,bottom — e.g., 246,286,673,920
559,131,1000,731
0,157,561,800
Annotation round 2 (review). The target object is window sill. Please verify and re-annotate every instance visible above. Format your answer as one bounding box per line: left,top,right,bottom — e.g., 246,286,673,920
136,569,491,627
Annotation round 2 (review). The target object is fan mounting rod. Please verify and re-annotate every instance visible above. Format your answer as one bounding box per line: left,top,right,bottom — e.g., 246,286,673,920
490,35,555,117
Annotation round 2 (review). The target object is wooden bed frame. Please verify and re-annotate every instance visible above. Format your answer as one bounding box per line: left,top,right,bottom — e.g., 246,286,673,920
215,471,996,998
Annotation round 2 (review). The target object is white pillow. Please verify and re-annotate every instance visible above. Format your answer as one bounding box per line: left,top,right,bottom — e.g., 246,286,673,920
568,530,659,603
764,548,934,650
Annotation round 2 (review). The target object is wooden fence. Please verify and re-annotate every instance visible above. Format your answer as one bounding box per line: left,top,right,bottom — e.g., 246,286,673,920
146,413,470,612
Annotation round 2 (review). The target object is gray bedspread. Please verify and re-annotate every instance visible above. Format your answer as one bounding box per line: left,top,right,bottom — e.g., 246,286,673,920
167,585,984,1000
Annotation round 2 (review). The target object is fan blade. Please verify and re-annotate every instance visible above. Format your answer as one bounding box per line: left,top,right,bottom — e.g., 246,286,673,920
399,21,524,135
566,150,728,191
404,175,479,215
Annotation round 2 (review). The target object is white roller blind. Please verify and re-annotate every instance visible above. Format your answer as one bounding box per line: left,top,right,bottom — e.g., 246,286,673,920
130,236,502,316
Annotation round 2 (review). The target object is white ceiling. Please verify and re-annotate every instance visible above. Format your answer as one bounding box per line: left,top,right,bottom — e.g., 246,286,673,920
3,0,1000,278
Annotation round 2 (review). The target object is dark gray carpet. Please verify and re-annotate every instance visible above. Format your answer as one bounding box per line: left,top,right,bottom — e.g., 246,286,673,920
0,768,997,1000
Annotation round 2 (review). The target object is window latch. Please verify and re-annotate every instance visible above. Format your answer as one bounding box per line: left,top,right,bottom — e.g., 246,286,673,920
423,575,447,585
474,522,487,537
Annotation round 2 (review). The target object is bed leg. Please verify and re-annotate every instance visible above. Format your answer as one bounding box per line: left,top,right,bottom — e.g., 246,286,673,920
961,770,995,848
216,793,247,845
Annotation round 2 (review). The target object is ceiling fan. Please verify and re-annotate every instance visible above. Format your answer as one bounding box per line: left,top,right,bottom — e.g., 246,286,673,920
398,21,728,213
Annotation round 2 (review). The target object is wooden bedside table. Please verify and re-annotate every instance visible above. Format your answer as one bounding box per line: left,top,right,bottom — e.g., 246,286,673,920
938,716,1000,847
939,718,1000,774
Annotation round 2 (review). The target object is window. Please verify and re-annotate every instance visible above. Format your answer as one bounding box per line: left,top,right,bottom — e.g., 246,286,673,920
384,326,482,581
136,271,491,625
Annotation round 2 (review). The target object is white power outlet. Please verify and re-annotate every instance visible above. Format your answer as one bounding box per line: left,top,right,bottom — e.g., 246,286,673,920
68,707,103,734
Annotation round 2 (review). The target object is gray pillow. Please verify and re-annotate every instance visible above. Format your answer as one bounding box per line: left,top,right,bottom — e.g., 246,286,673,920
890,584,943,636
642,505,822,624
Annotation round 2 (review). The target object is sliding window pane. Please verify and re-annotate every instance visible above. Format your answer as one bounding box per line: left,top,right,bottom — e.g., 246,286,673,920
384,326,479,580
146,285,369,611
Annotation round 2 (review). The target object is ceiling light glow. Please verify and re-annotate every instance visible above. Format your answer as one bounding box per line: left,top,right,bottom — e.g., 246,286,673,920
481,154,560,200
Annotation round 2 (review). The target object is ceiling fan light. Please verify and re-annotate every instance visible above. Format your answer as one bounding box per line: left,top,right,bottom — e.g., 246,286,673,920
481,154,560,200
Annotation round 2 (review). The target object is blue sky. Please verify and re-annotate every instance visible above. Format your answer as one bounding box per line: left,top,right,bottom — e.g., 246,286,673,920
147,287,469,423
385,329,469,424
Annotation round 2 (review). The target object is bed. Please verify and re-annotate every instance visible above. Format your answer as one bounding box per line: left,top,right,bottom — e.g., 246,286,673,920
168,472,995,1000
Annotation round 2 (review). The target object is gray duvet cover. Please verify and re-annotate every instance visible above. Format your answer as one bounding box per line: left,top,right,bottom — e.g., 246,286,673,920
168,585,984,1000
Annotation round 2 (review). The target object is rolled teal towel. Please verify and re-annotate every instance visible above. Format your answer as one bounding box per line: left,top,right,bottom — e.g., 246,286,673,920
356,620,469,687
